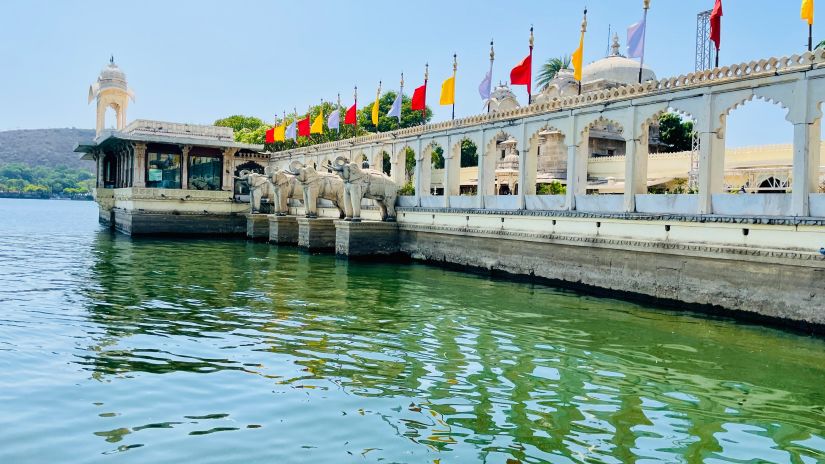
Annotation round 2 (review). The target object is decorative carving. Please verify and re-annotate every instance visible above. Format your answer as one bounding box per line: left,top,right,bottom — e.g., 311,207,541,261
331,156,399,222
288,161,346,219
267,168,304,216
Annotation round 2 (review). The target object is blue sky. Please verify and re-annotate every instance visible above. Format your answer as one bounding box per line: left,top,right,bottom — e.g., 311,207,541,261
0,0,817,147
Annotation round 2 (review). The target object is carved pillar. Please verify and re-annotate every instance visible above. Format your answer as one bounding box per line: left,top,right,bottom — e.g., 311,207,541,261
623,122,649,212
132,143,147,188
789,79,821,217
565,130,588,210
181,145,191,190
444,136,460,206
96,152,105,188
413,139,424,205
222,148,239,191
697,124,725,214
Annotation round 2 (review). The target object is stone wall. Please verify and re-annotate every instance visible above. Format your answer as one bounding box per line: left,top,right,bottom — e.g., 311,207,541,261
398,225,825,328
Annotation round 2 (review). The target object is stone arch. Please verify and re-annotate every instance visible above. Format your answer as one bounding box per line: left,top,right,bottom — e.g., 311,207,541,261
581,116,626,196
424,140,446,196
484,130,520,196
639,107,700,196
527,124,567,196
723,96,794,199
446,136,480,196
391,144,415,187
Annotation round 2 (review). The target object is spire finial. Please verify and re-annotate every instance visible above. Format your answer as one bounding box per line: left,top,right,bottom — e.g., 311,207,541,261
643,0,651,10
582,7,588,33
110,55,114,64
529,26,534,48
425,63,429,81
490,40,495,61
453,53,458,73
611,32,621,56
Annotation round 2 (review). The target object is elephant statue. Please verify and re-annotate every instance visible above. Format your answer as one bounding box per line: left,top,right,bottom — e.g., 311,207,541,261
235,169,271,213
331,156,398,222
288,161,346,219
267,168,303,216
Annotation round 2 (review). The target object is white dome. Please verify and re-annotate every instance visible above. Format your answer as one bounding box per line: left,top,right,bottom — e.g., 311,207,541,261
581,34,656,85
582,55,656,85
98,59,127,91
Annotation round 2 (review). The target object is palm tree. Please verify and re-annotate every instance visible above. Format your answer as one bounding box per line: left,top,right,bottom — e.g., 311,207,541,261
536,55,572,91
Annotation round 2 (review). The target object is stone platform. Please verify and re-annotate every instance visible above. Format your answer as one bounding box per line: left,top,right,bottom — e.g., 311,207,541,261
297,217,336,252
245,214,270,240
268,215,299,245
335,220,400,258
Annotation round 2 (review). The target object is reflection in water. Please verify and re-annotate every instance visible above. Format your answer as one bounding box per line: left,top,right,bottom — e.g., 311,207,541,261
1,199,824,463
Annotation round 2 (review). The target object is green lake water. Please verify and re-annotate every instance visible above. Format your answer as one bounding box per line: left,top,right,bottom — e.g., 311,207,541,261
1,198,824,463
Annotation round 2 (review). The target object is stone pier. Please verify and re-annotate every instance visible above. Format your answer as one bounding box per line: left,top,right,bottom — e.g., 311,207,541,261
268,215,299,245
297,217,336,252
246,214,270,240
335,220,400,258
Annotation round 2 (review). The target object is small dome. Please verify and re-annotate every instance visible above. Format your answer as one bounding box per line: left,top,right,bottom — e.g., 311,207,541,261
581,34,656,85
98,58,127,91
488,84,520,113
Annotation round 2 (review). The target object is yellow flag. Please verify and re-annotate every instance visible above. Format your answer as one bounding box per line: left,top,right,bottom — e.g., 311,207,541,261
439,76,455,105
802,0,815,25
371,98,380,125
572,33,584,81
273,124,285,142
310,110,323,134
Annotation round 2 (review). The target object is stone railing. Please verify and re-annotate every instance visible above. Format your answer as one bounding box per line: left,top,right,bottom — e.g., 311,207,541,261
270,50,825,160
123,119,235,142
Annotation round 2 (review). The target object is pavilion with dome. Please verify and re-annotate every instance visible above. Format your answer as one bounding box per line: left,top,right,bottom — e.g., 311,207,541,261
475,34,666,195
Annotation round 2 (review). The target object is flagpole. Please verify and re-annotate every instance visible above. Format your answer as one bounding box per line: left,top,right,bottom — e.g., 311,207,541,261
451,53,457,120
336,93,341,141
399,72,404,124
423,63,429,124
638,0,650,84
528,27,534,104
488,40,494,113
579,8,587,96
293,107,298,149
809,23,814,52
354,85,358,137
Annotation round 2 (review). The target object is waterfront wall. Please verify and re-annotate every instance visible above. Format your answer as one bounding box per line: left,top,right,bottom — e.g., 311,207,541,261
394,209,825,327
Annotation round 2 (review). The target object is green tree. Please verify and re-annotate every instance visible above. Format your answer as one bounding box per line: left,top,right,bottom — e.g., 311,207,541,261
536,56,572,90
537,181,566,195
431,146,444,169
460,139,478,167
658,112,694,152
382,152,391,175
214,115,266,133
217,94,433,154
404,147,416,183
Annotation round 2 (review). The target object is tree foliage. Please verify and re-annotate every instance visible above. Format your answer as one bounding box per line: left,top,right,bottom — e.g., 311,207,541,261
0,163,94,196
658,112,695,152
460,139,478,167
536,56,572,90
215,93,433,153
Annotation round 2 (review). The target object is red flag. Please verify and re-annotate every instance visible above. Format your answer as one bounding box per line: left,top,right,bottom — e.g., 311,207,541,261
297,116,310,137
265,127,275,144
510,54,532,94
710,0,722,50
344,103,357,125
411,84,427,111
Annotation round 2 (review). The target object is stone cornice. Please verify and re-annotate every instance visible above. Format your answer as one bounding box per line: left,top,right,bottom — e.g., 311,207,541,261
397,206,825,226
399,222,825,266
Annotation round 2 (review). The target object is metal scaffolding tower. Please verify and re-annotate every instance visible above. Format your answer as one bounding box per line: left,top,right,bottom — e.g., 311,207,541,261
695,10,712,72
689,10,712,190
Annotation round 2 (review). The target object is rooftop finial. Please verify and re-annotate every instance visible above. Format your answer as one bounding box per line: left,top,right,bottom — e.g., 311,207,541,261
110,55,114,64
611,32,621,56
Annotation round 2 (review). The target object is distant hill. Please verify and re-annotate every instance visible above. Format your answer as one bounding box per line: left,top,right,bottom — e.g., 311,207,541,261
0,128,96,170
